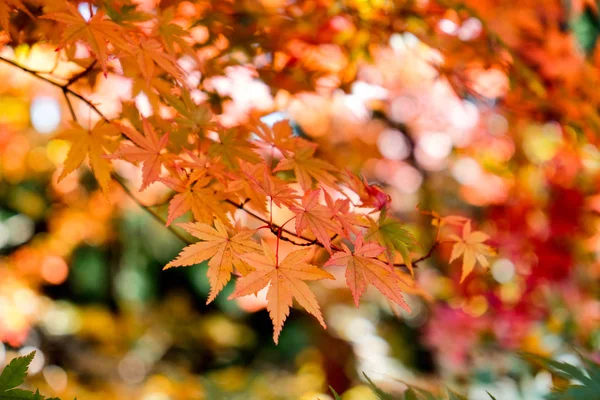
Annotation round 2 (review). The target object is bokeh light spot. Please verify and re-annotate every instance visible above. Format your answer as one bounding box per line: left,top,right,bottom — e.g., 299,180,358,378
30,97,61,134
41,256,69,285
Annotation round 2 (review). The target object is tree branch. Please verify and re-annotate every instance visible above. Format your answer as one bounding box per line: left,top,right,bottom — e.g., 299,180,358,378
0,56,194,244
113,174,191,244
62,89,78,122
0,56,109,123
66,60,97,86
0,55,440,267
225,199,322,245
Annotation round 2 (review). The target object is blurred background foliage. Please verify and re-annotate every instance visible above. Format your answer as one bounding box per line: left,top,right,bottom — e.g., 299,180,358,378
0,0,599,399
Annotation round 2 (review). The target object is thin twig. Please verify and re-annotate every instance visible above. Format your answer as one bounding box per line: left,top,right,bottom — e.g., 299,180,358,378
62,89,77,122
0,56,193,243
0,56,109,123
66,60,97,86
113,174,191,244
393,242,438,269
225,199,319,244
0,55,439,266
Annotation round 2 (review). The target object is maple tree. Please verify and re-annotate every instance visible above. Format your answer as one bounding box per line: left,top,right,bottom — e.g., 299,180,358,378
0,1,599,397
7,0,580,343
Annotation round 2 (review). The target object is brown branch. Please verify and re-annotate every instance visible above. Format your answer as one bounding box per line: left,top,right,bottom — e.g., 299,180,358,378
0,56,438,265
0,55,342,250
0,56,193,244
393,241,439,269
113,174,191,244
66,60,97,86
62,89,77,122
225,199,326,246
0,56,109,123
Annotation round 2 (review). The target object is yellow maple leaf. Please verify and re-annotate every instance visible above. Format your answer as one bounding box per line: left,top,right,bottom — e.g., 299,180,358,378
230,241,334,344
161,172,231,226
165,219,262,303
448,221,496,283
55,121,120,192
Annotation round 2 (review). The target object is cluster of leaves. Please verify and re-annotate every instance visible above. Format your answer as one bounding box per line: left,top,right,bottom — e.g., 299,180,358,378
526,353,600,400
331,354,600,400
330,372,482,400
0,352,67,400
0,0,498,343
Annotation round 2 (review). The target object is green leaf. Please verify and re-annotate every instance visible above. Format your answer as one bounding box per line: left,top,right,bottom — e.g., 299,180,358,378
525,354,593,386
572,5,600,56
362,373,397,400
404,388,418,400
523,353,600,400
486,391,498,400
329,386,342,400
447,388,467,400
410,387,437,400
366,216,417,272
0,353,35,392
0,388,37,400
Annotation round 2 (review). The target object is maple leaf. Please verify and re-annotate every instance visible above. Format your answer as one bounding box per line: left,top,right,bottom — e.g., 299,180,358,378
250,118,297,152
365,214,418,275
324,191,366,238
209,128,261,170
56,121,120,192
343,170,391,211
165,219,262,303
42,3,130,75
111,119,174,191
325,235,410,309
127,36,185,84
225,161,269,210
244,165,299,208
0,0,32,33
179,149,229,185
156,8,196,58
162,171,231,226
274,144,338,191
290,189,343,252
448,221,496,283
162,89,214,133
230,241,334,343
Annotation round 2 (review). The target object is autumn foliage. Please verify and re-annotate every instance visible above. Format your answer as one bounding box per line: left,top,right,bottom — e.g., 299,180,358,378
0,0,502,343
0,0,599,397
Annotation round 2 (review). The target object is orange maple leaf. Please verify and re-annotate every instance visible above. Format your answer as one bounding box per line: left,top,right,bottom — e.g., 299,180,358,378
324,191,366,238
245,165,299,208
208,128,261,170
325,235,411,310
274,144,338,191
290,189,343,253
0,0,32,33
448,221,496,283
55,121,120,192
127,36,185,84
249,118,298,153
165,219,262,303
111,119,174,191
42,3,130,75
161,171,230,226
230,241,334,343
